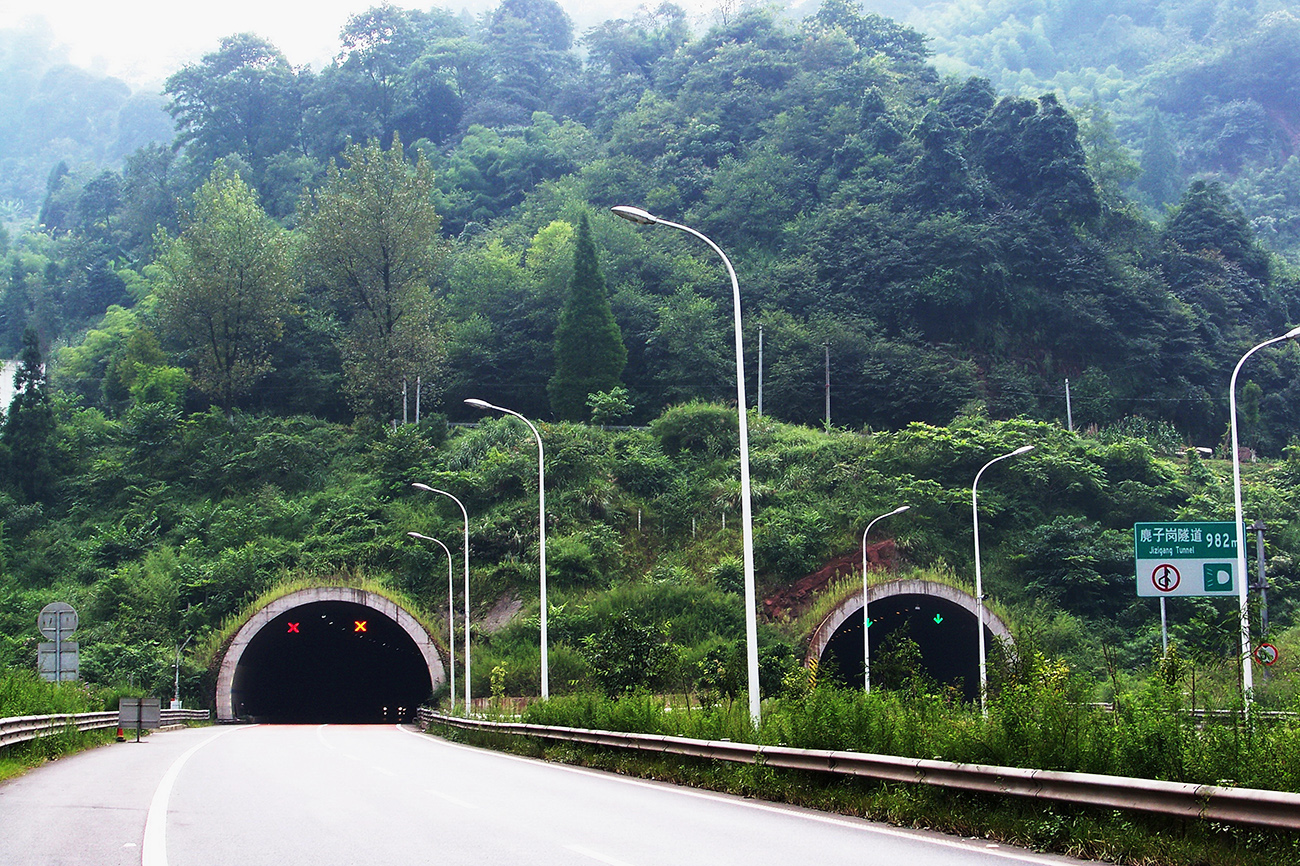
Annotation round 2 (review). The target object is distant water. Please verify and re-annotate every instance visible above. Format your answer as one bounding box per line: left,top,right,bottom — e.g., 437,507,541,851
0,360,16,411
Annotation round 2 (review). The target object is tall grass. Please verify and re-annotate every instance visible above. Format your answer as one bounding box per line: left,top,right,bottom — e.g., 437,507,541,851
518,675,1300,792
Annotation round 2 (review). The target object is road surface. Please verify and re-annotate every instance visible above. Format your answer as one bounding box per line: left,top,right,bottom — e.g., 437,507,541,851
0,724,1107,865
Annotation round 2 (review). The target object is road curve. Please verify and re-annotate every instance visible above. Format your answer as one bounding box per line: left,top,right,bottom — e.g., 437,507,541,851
0,725,1107,865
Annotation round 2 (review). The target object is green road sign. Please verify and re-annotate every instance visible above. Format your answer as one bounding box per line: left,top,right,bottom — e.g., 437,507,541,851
1134,521,1238,597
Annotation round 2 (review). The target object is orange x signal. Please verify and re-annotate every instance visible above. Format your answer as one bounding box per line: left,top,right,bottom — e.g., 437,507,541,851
354,620,367,633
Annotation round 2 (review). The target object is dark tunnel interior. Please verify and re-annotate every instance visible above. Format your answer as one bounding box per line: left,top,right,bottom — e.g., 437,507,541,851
231,601,432,724
819,594,987,701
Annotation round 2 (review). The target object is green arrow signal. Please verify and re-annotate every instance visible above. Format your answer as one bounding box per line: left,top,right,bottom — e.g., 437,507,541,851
933,613,944,625
865,617,874,628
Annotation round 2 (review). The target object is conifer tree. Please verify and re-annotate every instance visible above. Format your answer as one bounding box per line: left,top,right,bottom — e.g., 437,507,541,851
548,213,626,420
2,328,54,502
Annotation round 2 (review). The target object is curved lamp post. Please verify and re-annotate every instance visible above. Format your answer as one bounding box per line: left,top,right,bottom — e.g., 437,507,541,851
408,531,456,712
611,205,761,727
173,634,193,709
412,483,472,712
972,444,1033,716
463,399,549,700
1230,325,1300,707
861,506,908,693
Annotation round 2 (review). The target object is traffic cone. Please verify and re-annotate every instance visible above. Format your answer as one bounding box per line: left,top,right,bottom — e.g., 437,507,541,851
116,727,125,742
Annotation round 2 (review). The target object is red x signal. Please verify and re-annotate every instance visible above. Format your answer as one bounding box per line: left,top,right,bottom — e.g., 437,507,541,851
287,622,300,633
354,620,367,633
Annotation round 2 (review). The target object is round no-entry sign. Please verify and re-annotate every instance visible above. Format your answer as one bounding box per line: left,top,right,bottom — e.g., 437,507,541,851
1253,643,1279,666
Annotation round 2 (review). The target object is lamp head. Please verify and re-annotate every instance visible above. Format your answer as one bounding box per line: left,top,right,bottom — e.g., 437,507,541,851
411,482,433,492
464,398,494,411
407,531,433,541
611,205,659,225
891,505,910,516
1011,445,1035,456
1286,325,1300,340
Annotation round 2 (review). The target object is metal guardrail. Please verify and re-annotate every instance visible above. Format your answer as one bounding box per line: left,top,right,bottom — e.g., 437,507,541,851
417,709,1300,830
0,708,211,751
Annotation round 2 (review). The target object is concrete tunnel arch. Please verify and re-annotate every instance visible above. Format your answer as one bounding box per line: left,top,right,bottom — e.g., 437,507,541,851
216,587,446,724
806,579,1013,701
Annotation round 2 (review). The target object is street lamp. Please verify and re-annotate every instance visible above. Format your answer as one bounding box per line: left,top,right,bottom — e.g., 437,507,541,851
412,483,472,712
1230,325,1300,707
612,204,762,727
861,505,908,693
173,634,193,709
463,398,550,700
972,444,1034,715
408,531,456,713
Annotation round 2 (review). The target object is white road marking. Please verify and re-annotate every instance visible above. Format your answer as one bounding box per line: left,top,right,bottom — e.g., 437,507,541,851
566,843,638,866
426,788,475,808
142,726,246,866
398,726,1080,866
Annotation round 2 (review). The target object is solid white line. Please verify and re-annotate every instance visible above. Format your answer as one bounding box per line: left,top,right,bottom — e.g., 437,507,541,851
565,843,638,866
397,726,1079,866
141,726,245,866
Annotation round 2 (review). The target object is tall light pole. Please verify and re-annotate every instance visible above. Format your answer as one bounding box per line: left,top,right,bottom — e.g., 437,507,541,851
173,634,193,709
408,531,456,712
463,399,550,700
612,204,761,726
861,505,908,693
411,483,472,712
1230,325,1300,707
972,444,1034,716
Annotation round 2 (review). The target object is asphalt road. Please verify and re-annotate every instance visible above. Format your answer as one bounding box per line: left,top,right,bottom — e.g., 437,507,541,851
0,725,1108,866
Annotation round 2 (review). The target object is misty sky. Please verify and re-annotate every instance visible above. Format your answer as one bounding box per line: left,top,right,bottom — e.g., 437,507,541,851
0,0,729,88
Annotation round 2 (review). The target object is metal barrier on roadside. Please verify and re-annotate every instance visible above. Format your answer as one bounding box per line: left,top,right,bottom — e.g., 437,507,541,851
416,709,1300,831
0,708,211,751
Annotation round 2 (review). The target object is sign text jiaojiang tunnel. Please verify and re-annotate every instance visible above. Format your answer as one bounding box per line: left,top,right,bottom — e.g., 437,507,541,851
216,587,446,724
806,579,1013,700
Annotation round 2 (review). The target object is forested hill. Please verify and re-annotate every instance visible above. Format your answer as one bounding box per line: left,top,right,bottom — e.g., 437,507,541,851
2,0,1299,452
884,0,1300,261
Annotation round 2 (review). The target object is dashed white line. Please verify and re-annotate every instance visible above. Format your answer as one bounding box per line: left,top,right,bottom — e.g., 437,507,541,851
565,843,638,866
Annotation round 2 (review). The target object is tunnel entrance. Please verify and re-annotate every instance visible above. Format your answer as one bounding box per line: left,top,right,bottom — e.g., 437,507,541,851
806,579,1012,703
216,587,445,724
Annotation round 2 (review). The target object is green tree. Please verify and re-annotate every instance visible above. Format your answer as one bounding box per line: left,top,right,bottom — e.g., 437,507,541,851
2,328,54,502
548,213,626,420
300,135,445,419
154,166,296,413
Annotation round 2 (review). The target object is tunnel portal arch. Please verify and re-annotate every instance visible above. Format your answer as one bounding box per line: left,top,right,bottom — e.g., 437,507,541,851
806,579,1013,702
216,587,446,724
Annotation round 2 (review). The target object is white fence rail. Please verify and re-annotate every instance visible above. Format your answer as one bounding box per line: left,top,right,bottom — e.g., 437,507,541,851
0,708,210,751
417,710,1300,831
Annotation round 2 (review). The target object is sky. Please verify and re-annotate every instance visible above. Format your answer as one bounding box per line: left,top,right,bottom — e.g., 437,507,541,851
0,0,731,89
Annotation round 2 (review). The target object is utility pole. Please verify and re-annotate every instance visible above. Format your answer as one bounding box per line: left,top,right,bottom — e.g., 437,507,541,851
1065,378,1073,432
757,325,764,415
1252,519,1268,639
824,343,830,427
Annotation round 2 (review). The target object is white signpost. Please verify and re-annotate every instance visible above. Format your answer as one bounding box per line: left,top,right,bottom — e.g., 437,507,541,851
37,602,79,682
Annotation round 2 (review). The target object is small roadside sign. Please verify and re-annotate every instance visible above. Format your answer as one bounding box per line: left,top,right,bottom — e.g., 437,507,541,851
1253,643,1280,666
38,641,79,681
119,697,162,742
38,602,78,639
37,602,79,682
1135,522,1239,597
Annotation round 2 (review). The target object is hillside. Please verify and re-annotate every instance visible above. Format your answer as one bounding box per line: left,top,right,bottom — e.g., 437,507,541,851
1,0,1299,711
